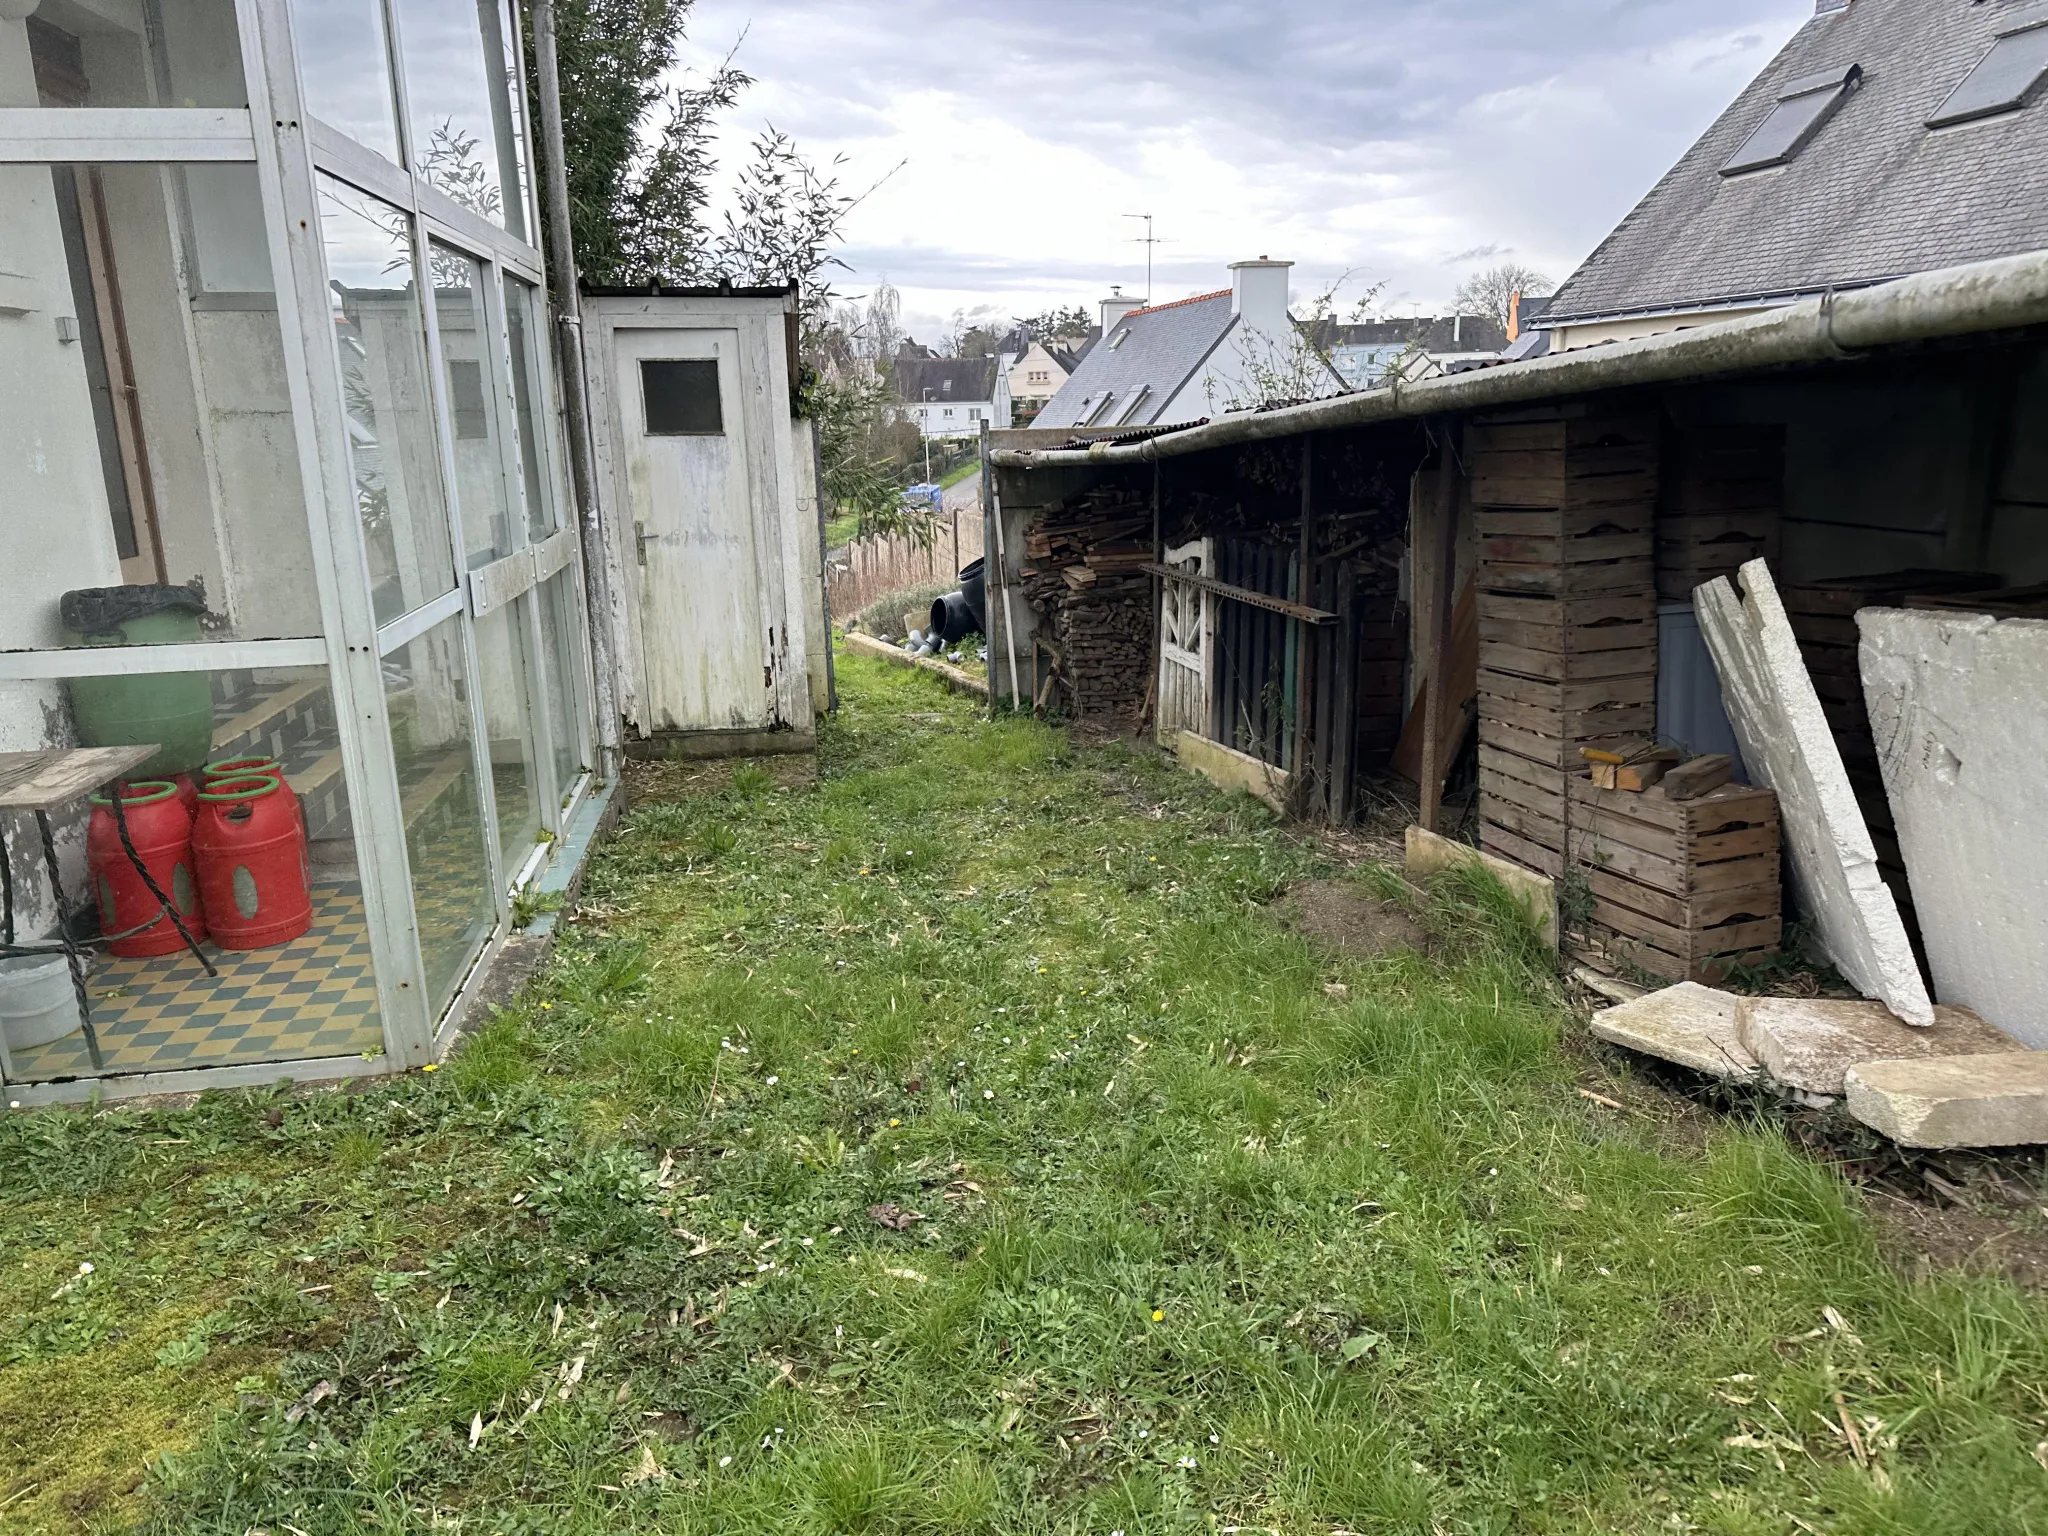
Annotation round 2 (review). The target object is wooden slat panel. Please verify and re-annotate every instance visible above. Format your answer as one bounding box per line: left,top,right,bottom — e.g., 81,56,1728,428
1481,559,1657,598
1481,820,1565,877
1478,716,1647,769
1480,765,1564,822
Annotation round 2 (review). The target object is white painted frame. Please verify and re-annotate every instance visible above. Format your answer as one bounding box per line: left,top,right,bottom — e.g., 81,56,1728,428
0,0,601,1095
580,293,810,739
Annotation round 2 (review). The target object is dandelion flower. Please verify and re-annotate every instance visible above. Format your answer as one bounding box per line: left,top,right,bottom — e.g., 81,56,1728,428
422,1063,438,1073
1152,1309,1164,1322
889,1118,902,1127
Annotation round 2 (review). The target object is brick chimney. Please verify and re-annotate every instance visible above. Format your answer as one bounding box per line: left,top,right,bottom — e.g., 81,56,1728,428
1099,285,1144,338
1229,256,1293,345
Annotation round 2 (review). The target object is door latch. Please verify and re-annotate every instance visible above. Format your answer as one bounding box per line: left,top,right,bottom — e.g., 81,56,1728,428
634,521,654,567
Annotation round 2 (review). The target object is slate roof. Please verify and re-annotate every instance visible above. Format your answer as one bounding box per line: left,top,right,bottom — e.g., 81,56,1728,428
1031,291,1236,430
1544,0,2048,325
890,356,998,405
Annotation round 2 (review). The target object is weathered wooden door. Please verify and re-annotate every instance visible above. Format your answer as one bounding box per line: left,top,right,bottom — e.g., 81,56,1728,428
1157,537,1214,744
613,328,774,733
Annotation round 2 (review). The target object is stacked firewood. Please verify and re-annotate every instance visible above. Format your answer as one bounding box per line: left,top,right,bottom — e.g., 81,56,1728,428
1020,488,1155,718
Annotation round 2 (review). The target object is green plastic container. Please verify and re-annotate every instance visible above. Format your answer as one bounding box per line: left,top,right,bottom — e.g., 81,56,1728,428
61,585,215,778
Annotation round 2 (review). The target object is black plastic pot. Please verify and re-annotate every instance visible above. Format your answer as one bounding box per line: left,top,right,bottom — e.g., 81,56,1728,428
929,558,987,643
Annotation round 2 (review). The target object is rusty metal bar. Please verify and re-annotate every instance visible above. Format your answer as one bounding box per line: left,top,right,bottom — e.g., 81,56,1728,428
1139,563,1338,625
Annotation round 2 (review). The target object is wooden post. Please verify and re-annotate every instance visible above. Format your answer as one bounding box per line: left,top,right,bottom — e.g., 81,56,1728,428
1148,460,1162,733
1329,560,1358,825
1417,424,1460,833
1291,437,1316,813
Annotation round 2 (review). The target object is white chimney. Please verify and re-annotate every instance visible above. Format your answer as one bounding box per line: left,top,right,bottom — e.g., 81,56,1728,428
1229,256,1293,344
1099,285,1145,338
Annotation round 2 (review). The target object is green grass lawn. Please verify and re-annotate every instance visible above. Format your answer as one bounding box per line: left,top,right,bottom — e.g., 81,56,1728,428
4,653,2046,1534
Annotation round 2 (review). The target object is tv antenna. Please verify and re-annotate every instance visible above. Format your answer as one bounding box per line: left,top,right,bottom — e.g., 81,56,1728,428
1123,213,1165,304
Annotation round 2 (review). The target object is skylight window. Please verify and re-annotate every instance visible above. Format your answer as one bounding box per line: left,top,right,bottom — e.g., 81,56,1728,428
1081,392,1117,426
1115,384,1153,425
1721,64,1862,175
1106,328,1130,350
1928,11,2048,127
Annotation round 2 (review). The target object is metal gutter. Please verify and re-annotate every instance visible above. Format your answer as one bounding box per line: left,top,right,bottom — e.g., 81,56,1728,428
990,249,2048,472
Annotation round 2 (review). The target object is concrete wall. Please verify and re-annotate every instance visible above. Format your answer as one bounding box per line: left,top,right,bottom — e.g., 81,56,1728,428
1547,305,1776,354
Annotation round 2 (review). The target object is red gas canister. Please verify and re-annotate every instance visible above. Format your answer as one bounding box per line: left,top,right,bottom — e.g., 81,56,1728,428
192,774,311,950
88,780,207,958
204,755,302,834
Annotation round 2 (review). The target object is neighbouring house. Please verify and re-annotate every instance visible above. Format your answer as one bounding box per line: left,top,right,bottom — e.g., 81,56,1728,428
893,356,1011,439
1006,340,1071,425
1032,259,1340,431
1539,0,2048,352
1316,315,1511,387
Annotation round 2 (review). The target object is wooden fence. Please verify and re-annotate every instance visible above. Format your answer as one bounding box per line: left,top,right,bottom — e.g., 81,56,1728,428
826,513,986,628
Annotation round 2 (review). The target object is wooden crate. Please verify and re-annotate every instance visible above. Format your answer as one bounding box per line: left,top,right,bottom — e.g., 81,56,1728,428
1468,415,1659,510
1656,426,1784,601
1478,590,1658,663
1566,776,1781,982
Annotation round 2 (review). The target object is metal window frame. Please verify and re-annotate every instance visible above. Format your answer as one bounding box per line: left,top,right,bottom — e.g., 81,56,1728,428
0,0,602,1097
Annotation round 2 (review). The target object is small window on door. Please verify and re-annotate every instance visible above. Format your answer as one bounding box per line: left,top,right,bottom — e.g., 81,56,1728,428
641,358,724,435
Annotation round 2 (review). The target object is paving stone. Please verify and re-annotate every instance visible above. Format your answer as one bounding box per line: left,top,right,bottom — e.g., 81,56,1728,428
1737,996,2018,1096
1589,982,1758,1080
1845,1053,2048,1148
1859,609,2048,1048
1695,562,1932,1024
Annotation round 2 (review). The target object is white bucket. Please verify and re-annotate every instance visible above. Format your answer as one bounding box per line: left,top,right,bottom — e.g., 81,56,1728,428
0,952,84,1053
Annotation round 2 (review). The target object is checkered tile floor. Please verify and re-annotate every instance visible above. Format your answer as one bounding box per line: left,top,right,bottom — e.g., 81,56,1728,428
8,881,385,1082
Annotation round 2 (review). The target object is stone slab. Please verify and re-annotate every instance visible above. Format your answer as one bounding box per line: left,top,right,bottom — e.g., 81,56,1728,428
1845,1053,2048,1148
1695,561,1932,1024
1589,981,1757,1079
1405,825,1558,948
1178,730,1290,815
1737,996,2017,1096
1858,609,2048,1048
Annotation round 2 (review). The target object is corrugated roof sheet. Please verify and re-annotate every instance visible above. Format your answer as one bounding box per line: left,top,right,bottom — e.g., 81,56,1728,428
1545,0,2048,325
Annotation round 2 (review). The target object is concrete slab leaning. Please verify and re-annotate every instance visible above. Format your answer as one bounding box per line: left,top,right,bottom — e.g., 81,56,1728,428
1858,609,2048,1048
1694,560,1932,1025
1736,996,2017,1097
1589,981,1757,1080
1845,1053,2048,1148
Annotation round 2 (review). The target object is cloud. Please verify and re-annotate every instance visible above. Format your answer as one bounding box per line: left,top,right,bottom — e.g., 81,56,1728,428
672,0,1812,338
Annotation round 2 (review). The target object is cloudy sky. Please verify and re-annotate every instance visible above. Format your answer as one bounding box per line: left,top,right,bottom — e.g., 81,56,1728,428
676,0,1814,343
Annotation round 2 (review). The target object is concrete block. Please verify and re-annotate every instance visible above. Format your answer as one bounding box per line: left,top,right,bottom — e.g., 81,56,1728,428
1695,561,1932,1024
1845,1053,2048,1148
1737,996,2017,1096
1859,609,2048,1047
1405,825,1558,948
1177,730,1290,814
1589,981,1757,1080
